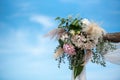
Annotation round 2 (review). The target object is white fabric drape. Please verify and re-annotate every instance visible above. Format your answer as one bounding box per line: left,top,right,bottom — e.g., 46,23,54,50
71,43,120,80
104,43,120,65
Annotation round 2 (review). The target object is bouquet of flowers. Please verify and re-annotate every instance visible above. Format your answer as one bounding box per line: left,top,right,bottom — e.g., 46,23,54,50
46,16,116,80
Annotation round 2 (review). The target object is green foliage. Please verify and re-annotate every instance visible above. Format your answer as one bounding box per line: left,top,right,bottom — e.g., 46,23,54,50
91,40,116,67
91,52,106,67
53,16,116,79
68,49,84,70
55,16,82,32
58,39,64,47
74,65,84,79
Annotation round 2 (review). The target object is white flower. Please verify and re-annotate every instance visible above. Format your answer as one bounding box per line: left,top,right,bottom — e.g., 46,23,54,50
71,34,86,48
68,15,72,19
69,30,75,35
83,22,106,39
60,33,69,41
81,18,90,28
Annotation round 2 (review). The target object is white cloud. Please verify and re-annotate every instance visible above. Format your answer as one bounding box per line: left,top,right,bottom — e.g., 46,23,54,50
30,15,55,28
0,29,55,56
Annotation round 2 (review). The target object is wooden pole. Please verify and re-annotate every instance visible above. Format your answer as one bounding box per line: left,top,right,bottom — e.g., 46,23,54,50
103,32,120,43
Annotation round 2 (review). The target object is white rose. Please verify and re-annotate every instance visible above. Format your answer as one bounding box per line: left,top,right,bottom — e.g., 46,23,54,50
81,18,90,28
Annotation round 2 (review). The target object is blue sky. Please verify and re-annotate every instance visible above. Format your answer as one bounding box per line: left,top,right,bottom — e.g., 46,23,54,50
0,0,120,80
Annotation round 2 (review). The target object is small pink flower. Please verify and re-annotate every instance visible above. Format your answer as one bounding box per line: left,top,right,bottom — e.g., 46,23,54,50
63,44,76,55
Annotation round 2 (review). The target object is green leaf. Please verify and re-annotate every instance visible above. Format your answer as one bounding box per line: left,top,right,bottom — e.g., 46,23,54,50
71,18,78,26
58,39,64,47
55,17,60,20
61,18,65,23
74,66,84,79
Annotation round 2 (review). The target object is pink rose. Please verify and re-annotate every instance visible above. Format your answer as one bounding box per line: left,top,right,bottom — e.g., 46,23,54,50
63,44,76,55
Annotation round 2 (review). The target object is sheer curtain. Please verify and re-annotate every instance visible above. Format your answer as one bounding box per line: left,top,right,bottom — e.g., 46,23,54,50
104,43,120,65
71,43,120,80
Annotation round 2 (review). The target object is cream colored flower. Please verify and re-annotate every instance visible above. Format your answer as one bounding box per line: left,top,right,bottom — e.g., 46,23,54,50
81,18,90,28
76,31,80,34
71,34,86,48
82,22,106,39
69,30,75,35
60,33,69,41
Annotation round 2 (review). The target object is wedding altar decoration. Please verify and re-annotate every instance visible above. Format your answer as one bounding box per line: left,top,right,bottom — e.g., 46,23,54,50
46,15,119,80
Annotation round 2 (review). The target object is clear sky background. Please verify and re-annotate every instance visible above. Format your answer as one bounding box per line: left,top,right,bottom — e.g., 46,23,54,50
0,0,120,80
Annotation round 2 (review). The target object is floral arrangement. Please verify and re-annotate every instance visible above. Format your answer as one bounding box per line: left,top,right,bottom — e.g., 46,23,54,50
46,16,116,80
